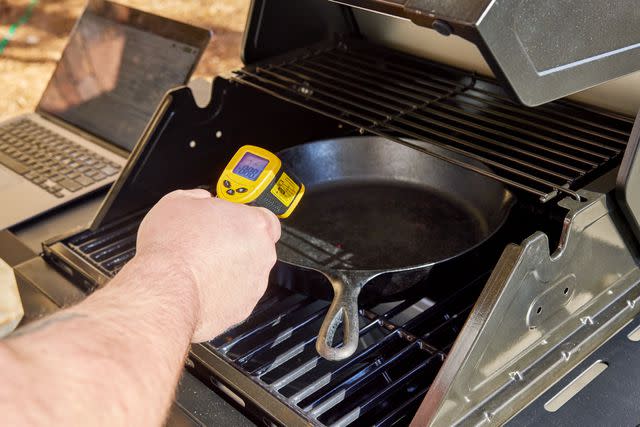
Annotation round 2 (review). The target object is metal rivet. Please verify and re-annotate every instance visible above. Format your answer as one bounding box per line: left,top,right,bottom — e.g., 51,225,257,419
432,19,454,36
509,371,523,381
189,140,196,148
215,130,222,138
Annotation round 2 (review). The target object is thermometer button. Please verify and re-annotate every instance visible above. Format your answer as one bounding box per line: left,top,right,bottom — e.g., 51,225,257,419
223,180,231,188
226,189,235,195
237,187,247,193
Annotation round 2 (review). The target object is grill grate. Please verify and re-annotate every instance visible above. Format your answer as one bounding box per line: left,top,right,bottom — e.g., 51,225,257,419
209,275,486,426
64,214,143,275
232,40,634,202
61,213,487,426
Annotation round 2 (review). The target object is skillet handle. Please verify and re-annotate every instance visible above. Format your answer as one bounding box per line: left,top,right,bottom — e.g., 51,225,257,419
316,272,364,361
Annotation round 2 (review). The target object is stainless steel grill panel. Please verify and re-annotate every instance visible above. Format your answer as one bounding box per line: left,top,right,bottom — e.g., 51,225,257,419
232,40,633,202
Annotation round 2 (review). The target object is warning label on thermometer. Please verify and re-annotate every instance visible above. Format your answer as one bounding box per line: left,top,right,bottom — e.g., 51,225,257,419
271,172,299,206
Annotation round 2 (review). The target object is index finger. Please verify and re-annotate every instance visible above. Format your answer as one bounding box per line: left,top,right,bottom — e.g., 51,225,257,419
255,207,281,242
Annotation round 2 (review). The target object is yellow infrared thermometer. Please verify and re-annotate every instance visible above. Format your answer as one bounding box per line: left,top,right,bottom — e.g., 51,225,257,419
216,145,305,218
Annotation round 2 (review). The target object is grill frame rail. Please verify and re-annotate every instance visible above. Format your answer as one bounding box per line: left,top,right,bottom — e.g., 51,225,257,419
232,40,634,202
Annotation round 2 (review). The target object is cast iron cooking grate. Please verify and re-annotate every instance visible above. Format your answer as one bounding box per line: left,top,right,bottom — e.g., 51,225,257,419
208,273,487,426
232,39,634,202
61,213,488,426
64,214,144,275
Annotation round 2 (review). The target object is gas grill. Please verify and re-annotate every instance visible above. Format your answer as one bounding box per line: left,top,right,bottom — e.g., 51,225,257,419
41,1,640,425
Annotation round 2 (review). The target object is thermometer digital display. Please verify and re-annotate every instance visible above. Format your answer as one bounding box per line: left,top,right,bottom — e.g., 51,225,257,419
232,152,269,181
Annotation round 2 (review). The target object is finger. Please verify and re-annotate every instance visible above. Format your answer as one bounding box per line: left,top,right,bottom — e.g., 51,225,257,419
179,188,212,199
163,188,212,201
255,207,281,242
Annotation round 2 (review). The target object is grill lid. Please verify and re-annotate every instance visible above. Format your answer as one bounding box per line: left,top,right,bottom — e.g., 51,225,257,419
332,0,640,107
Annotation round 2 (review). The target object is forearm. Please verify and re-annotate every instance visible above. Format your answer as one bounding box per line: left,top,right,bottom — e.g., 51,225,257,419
0,256,198,426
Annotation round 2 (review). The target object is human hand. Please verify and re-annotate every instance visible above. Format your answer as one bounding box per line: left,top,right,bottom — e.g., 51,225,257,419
135,189,280,342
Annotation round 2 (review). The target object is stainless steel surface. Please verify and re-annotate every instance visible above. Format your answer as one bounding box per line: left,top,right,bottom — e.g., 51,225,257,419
476,1,640,106
616,110,640,243
275,136,513,360
348,1,640,106
412,190,640,426
355,8,640,116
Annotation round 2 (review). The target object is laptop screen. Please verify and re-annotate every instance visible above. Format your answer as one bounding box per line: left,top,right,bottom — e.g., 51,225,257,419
37,9,202,152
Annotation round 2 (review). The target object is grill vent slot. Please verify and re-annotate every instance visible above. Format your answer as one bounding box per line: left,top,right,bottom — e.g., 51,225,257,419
233,40,634,202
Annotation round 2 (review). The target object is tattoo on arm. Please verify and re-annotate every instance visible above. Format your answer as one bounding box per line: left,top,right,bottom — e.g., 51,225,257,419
8,312,88,338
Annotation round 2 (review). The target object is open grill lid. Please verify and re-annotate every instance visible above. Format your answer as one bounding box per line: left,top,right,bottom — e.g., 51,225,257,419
328,0,640,107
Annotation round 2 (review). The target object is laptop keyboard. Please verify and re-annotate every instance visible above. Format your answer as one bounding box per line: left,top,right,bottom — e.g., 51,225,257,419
0,119,121,198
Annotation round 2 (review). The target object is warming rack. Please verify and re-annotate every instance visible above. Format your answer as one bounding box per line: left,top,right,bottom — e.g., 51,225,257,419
232,40,634,202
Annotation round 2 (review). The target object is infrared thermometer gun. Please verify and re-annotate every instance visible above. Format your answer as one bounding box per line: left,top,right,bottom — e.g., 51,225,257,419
216,145,305,218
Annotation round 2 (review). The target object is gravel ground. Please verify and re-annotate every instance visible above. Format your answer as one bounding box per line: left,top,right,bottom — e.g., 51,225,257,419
0,0,249,120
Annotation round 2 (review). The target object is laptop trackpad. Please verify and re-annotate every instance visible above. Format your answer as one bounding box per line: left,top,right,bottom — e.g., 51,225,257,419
0,166,24,190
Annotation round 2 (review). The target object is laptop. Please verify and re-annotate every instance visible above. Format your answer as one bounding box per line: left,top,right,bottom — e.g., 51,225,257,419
0,0,210,229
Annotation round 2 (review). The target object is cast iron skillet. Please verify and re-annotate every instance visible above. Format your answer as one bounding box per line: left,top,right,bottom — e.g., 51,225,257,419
273,136,514,360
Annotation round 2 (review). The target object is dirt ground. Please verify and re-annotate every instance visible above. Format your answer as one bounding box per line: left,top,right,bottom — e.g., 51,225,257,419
0,0,249,121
